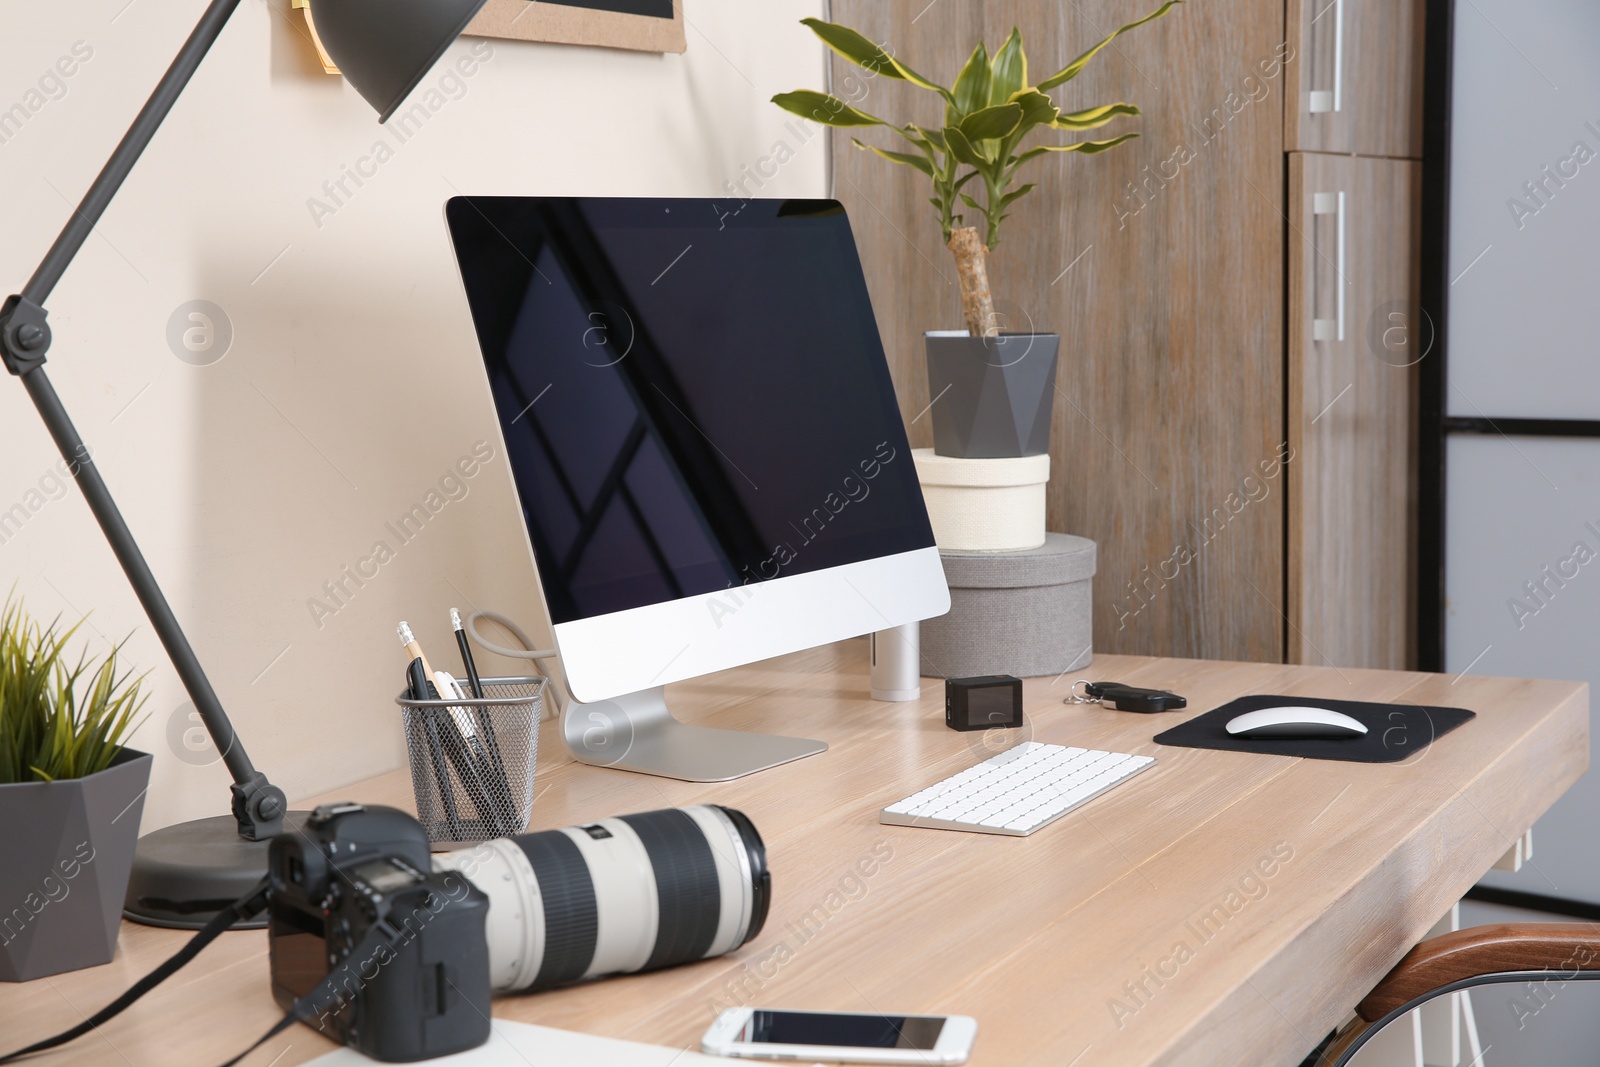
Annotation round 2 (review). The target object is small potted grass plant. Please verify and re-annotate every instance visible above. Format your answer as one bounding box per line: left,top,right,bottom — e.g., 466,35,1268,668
0,595,150,982
774,3,1179,458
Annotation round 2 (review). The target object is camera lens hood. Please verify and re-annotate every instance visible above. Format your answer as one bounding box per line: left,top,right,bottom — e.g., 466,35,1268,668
713,805,769,945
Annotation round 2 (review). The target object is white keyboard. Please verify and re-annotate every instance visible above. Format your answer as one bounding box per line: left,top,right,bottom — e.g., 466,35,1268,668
879,742,1156,837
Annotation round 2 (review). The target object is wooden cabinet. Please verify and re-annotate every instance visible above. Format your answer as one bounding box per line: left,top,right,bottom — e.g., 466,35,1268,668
824,0,1424,668
1284,0,1427,670
1285,0,1428,157
1287,152,1421,669
828,0,1288,662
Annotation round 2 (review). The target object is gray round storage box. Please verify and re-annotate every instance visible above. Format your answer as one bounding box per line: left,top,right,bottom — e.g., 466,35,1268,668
921,533,1096,679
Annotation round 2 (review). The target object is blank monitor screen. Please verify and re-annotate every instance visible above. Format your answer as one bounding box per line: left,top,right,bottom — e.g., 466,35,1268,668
446,197,934,626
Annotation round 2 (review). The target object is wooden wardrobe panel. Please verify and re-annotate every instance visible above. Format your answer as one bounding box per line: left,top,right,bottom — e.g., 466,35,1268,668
1287,152,1421,669
1285,0,1427,158
828,0,1286,660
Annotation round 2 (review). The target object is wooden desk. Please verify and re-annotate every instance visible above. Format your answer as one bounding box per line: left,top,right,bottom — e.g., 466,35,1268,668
0,646,1586,1066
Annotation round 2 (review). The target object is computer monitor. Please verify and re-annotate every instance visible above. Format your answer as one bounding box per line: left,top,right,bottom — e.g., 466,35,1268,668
446,196,949,781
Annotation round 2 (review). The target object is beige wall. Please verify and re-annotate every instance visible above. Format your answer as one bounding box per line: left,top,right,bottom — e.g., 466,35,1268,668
0,0,826,831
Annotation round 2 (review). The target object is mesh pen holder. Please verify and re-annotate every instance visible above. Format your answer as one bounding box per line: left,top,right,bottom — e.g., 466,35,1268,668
395,676,545,843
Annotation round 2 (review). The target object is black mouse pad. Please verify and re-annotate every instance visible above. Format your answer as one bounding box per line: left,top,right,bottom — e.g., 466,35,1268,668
1152,695,1476,763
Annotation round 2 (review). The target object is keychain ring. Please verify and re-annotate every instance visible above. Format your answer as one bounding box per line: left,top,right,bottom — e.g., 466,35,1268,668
1065,679,1095,704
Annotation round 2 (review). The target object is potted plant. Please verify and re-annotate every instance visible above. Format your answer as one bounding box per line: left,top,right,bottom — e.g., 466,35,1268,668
774,3,1179,458
0,596,150,982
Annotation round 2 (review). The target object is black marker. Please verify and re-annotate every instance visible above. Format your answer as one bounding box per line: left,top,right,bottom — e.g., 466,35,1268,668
408,654,462,839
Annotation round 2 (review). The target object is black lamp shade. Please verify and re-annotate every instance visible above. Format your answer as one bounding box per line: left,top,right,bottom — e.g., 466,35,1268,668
310,0,491,122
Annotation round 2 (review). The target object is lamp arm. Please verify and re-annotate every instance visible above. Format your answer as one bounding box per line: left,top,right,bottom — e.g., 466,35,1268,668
26,0,243,307
0,0,286,841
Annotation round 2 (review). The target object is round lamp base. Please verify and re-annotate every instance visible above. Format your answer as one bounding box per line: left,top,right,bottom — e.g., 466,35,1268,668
123,812,308,929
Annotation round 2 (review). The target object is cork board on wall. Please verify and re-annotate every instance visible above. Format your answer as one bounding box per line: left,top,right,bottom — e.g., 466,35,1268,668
465,0,685,53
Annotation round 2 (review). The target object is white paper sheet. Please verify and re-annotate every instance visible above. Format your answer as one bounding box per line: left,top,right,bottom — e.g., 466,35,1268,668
306,1019,729,1067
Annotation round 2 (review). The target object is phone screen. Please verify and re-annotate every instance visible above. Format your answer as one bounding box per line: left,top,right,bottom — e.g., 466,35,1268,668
740,1011,946,1050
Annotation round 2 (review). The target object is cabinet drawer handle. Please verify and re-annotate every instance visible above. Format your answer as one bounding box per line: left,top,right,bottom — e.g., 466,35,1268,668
1312,191,1345,343
1308,0,1344,113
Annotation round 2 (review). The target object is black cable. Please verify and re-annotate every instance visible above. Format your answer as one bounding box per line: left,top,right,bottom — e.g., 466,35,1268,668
0,876,403,1067
0,878,269,1064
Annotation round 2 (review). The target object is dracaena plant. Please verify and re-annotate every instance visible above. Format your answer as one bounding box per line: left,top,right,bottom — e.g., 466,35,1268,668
774,2,1179,338
0,595,147,784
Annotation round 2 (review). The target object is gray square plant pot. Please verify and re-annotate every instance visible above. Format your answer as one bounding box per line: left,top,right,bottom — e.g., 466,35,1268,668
0,747,152,982
925,331,1060,458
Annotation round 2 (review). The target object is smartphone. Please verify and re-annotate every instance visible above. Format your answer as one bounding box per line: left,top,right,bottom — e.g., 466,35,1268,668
701,1007,977,1064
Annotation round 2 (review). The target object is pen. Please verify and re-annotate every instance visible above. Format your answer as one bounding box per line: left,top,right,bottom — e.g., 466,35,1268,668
435,669,495,774
431,670,498,828
453,608,514,831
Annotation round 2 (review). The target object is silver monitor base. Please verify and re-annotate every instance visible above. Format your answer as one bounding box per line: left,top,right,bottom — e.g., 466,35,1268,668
563,686,827,782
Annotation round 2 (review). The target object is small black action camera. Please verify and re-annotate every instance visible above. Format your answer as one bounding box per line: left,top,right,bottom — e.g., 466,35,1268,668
267,803,492,1062
945,675,1024,731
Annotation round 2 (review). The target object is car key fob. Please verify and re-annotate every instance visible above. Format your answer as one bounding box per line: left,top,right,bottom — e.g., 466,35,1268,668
1075,681,1187,713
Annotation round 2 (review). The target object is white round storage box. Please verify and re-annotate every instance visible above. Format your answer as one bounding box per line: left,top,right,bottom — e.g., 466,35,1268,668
911,448,1048,552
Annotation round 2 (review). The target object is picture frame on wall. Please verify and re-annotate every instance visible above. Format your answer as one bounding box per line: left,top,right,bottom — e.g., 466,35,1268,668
466,0,686,54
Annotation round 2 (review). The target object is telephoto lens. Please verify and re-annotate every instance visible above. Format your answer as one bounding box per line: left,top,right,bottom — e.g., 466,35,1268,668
434,805,769,993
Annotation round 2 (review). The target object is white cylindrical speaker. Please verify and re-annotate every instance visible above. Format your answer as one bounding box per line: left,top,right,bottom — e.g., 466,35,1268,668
870,622,922,701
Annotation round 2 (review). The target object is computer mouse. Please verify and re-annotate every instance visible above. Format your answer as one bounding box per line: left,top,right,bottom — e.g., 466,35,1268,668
1225,706,1368,739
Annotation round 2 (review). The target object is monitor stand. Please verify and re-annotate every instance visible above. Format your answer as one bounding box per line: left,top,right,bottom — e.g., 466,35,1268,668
562,687,827,782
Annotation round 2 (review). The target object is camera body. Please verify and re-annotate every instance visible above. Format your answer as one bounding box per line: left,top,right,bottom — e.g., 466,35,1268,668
267,803,492,1062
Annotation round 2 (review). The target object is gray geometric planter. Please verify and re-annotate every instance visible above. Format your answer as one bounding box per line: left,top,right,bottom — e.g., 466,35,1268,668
925,331,1059,458
0,747,152,981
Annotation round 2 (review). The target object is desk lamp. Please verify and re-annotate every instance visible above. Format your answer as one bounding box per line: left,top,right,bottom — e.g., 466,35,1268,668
0,0,489,928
